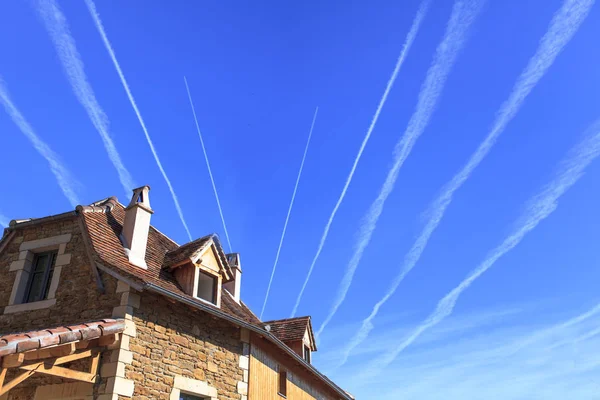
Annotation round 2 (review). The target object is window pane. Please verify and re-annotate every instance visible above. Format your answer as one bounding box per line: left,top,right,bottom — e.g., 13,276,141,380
197,271,216,303
26,272,46,303
43,264,55,299
33,254,49,272
278,368,287,396
304,345,311,363
180,394,205,400
24,251,57,303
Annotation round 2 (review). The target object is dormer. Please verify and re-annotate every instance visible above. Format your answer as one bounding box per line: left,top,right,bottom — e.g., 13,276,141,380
263,316,317,363
163,234,231,307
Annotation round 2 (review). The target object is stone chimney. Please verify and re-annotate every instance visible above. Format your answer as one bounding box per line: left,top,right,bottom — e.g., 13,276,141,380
224,253,242,303
122,185,153,269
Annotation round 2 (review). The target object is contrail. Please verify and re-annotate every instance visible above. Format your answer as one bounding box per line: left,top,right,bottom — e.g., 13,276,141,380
261,107,319,320
291,0,433,317
315,0,484,331
36,0,134,196
184,77,232,251
84,0,193,241
0,78,80,207
334,0,594,364
0,213,8,228
371,118,600,375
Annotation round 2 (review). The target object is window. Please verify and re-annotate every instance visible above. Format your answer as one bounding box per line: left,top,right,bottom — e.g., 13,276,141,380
196,270,217,304
180,394,207,400
303,344,311,363
23,251,57,303
278,366,287,397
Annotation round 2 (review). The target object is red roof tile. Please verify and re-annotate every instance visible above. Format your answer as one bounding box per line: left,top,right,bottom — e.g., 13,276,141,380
0,319,125,357
80,200,261,326
263,316,317,351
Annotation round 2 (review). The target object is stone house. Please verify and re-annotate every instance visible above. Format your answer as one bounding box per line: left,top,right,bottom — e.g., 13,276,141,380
0,186,354,400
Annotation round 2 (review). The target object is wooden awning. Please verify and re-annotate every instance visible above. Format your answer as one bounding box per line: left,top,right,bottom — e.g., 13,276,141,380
0,319,125,395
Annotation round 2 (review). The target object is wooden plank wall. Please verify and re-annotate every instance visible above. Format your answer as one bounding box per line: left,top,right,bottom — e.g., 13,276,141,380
248,340,335,400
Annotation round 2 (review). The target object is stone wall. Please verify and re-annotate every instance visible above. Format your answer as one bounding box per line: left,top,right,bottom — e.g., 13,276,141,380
125,291,245,400
0,216,122,400
0,217,121,332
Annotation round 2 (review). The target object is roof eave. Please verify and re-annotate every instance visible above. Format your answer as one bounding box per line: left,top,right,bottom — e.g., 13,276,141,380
145,284,352,400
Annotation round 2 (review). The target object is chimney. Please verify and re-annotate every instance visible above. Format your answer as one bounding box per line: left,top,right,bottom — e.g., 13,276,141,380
122,185,153,269
224,253,242,303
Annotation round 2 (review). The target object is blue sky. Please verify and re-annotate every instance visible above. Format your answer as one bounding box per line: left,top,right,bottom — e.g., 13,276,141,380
1,0,600,398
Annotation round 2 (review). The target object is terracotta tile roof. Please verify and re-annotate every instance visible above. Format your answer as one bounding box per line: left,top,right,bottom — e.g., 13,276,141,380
164,235,213,267
163,234,231,279
0,319,125,357
263,316,317,351
79,199,261,326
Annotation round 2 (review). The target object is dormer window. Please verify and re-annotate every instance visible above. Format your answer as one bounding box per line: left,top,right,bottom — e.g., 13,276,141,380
196,270,217,304
167,235,231,309
303,344,311,363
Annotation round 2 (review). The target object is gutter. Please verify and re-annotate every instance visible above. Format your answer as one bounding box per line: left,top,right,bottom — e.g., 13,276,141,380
7,211,77,229
145,283,353,400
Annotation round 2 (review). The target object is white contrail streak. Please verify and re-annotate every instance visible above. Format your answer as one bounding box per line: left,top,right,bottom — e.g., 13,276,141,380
260,107,319,320
36,0,134,196
0,79,80,207
291,0,433,317
184,77,232,251
335,0,594,364
315,0,484,332
84,0,193,241
370,118,600,375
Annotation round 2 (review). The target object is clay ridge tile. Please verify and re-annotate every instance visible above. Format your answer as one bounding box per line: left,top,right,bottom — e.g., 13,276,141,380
0,319,126,357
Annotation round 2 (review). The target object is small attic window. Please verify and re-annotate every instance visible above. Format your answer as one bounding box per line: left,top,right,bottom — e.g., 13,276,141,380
303,344,311,363
196,270,217,304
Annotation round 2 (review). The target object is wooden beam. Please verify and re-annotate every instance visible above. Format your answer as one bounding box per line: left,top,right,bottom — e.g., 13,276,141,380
50,342,77,358
0,370,35,396
89,351,100,377
19,363,95,382
0,345,105,393
0,367,6,389
98,333,117,347
2,353,24,368
49,349,95,366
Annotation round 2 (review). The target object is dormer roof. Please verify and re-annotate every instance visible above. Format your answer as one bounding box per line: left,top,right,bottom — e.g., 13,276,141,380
263,316,317,351
163,234,232,281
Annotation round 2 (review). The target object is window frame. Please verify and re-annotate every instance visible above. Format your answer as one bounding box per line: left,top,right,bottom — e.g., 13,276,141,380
278,366,288,397
196,269,218,305
303,344,311,363
5,233,72,314
23,251,57,304
180,393,208,400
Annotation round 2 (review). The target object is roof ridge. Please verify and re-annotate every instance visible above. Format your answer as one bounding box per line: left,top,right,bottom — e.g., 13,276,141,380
77,196,119,213
263,316,311,324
